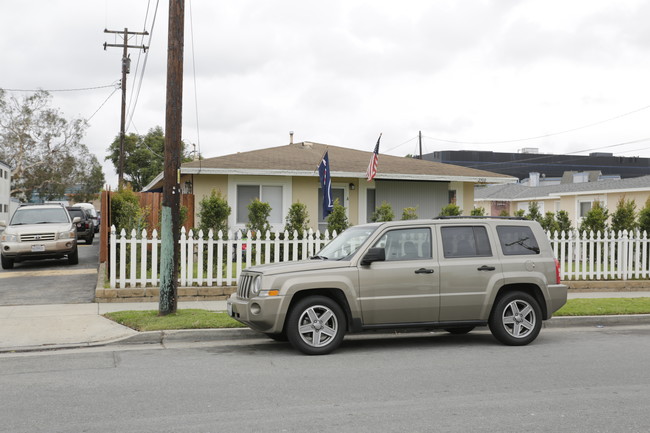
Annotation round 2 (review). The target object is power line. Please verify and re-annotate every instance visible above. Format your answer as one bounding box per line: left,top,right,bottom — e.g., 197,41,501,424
87,85,121,122
422,103,650,145
1,83,119,93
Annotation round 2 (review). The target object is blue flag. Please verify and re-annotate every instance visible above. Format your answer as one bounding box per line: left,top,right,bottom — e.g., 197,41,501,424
319,151,333,219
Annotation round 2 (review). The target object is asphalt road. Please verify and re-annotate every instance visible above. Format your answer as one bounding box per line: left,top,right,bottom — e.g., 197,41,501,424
0,237,98,306
1,325,649,432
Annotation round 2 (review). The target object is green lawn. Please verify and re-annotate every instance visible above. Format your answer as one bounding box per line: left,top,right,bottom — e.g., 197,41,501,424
104,298,650,331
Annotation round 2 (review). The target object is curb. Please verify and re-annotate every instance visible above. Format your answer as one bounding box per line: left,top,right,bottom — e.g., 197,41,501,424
544,313,650,328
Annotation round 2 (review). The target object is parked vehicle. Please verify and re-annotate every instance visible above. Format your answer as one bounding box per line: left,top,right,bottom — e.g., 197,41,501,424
66,207,94,244
75,203,99,233
227,217,568,355
0,203,79,269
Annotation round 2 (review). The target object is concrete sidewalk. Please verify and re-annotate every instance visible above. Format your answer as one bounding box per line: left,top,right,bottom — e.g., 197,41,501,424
1,292,650,353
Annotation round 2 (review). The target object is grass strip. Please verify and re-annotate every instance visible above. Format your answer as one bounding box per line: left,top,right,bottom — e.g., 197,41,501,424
104,298,650,331
104,309,247,331
555,298,650,316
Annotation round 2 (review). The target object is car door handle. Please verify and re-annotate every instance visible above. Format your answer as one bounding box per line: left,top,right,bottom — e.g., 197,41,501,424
415,268,434,274
477,265,496,271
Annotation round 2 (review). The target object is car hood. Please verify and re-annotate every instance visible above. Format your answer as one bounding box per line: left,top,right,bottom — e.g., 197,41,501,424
6,222,72,234
244,259,353,276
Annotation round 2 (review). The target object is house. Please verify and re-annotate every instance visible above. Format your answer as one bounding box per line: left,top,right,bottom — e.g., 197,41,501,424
0,160,12,223
475,174,650,228
144,141,515,232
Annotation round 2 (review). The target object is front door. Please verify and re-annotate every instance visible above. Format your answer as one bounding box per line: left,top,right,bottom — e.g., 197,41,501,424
358,227,439,325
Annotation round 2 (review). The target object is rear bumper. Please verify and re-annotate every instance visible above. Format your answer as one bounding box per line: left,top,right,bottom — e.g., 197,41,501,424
546,283,569,318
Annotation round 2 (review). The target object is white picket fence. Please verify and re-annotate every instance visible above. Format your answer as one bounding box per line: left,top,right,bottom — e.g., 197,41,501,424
550,229,650,281
108,226,650,288
108,226,337,289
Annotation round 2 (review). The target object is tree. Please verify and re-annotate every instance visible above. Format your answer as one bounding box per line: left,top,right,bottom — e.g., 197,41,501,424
326,199,349,234
72,155,106,203
0,89,104,201
371,201,394,222
439,203,462,216
198,189,231,235
285,202,310,237
106,126,193,191
611,197,637,234
579,201,609,234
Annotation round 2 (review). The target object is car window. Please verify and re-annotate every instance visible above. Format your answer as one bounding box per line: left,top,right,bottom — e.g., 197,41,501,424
497,225,540,255
441,226,492,258
372,227,431,261
10,208,70,225
67,209,85,220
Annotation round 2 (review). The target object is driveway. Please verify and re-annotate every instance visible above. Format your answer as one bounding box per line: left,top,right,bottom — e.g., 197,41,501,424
0,237,99,306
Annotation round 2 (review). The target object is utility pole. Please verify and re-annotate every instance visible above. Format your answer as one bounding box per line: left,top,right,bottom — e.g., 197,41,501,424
159,0,185,315
418,130,422,159
104,28,149,188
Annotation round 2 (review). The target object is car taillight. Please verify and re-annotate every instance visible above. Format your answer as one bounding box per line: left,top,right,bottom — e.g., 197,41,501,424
555,258,561,284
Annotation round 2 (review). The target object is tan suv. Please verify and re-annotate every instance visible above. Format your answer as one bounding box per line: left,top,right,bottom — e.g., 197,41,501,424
0,203,80,269
227,217,568,355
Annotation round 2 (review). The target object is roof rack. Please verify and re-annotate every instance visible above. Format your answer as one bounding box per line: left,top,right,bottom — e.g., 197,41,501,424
434,216,527,220
18,202,66,207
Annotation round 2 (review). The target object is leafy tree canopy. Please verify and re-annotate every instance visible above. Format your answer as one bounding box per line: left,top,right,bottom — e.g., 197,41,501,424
106,126,193,191
0,89,104,201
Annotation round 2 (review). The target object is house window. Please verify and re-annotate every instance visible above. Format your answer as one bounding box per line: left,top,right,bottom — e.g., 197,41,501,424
236,185,283,224
579,201,592,217
448,190,457,204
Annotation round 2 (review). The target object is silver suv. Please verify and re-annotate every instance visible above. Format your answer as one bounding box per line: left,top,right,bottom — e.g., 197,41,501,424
227,217,568,355
0,203,80,269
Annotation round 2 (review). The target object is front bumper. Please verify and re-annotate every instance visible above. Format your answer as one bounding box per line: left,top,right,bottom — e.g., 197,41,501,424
1,239,77,261
226,294,285,334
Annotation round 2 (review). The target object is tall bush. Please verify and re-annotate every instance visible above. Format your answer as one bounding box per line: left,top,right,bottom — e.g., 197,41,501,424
372,201,394,222
401,206,418,220
579,201,609,234
327,198,349,234
111,185,148,233
198,189,231,236
611,197,637,234
638,199,650,235
246,199,272,235
285,202,310,238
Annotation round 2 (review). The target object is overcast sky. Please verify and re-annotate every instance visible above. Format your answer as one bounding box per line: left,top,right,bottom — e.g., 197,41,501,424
2,0,650,188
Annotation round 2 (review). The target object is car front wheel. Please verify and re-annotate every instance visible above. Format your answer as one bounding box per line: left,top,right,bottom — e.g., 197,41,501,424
286,296,346,355
489,291,542,346
68,247,79,265
1,254,14,270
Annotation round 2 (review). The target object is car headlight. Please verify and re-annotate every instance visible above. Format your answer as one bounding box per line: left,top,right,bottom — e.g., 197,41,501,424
250,276,262,297
1,233,17,242
58,229,76,240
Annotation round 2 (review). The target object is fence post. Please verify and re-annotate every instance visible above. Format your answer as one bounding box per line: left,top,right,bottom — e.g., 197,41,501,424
119,229,127,289
180,227,187,287
140,228,148,287
110,225,117,288
197,230,204,287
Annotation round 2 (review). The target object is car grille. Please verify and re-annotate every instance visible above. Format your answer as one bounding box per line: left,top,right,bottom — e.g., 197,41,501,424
237,273,255,299
20,232,56,242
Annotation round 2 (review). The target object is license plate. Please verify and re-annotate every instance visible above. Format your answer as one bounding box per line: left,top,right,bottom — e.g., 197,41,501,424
31,245,45,252
227,302,233,317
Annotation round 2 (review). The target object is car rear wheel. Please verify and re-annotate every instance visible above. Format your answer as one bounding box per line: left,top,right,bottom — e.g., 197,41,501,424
1,254,14,270
68,247,79,265
489,291,542,346
286,296,346,355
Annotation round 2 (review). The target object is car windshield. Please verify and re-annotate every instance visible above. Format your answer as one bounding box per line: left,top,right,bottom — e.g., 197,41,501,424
314,225,379,260
10,208,70,225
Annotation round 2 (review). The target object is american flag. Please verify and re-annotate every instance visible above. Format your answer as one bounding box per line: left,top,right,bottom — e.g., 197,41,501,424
366,133,382,181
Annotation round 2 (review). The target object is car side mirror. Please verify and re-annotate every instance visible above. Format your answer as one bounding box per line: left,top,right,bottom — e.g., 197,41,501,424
72,217,81,224
0,220,6,228
361,247,385,266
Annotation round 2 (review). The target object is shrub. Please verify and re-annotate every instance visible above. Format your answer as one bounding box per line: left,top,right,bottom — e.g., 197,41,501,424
611,197,637,234
372,201,394,222
540,211,560,234
401,206,418,220
111,185,148,233
285,202,310,238
470,207,486,216
439,203,462,216
579,201,609,234
527,202,542,222
198,189,231,236
246,199,272,235
556,210,573,233
638,199,650,235
327,198,349,234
